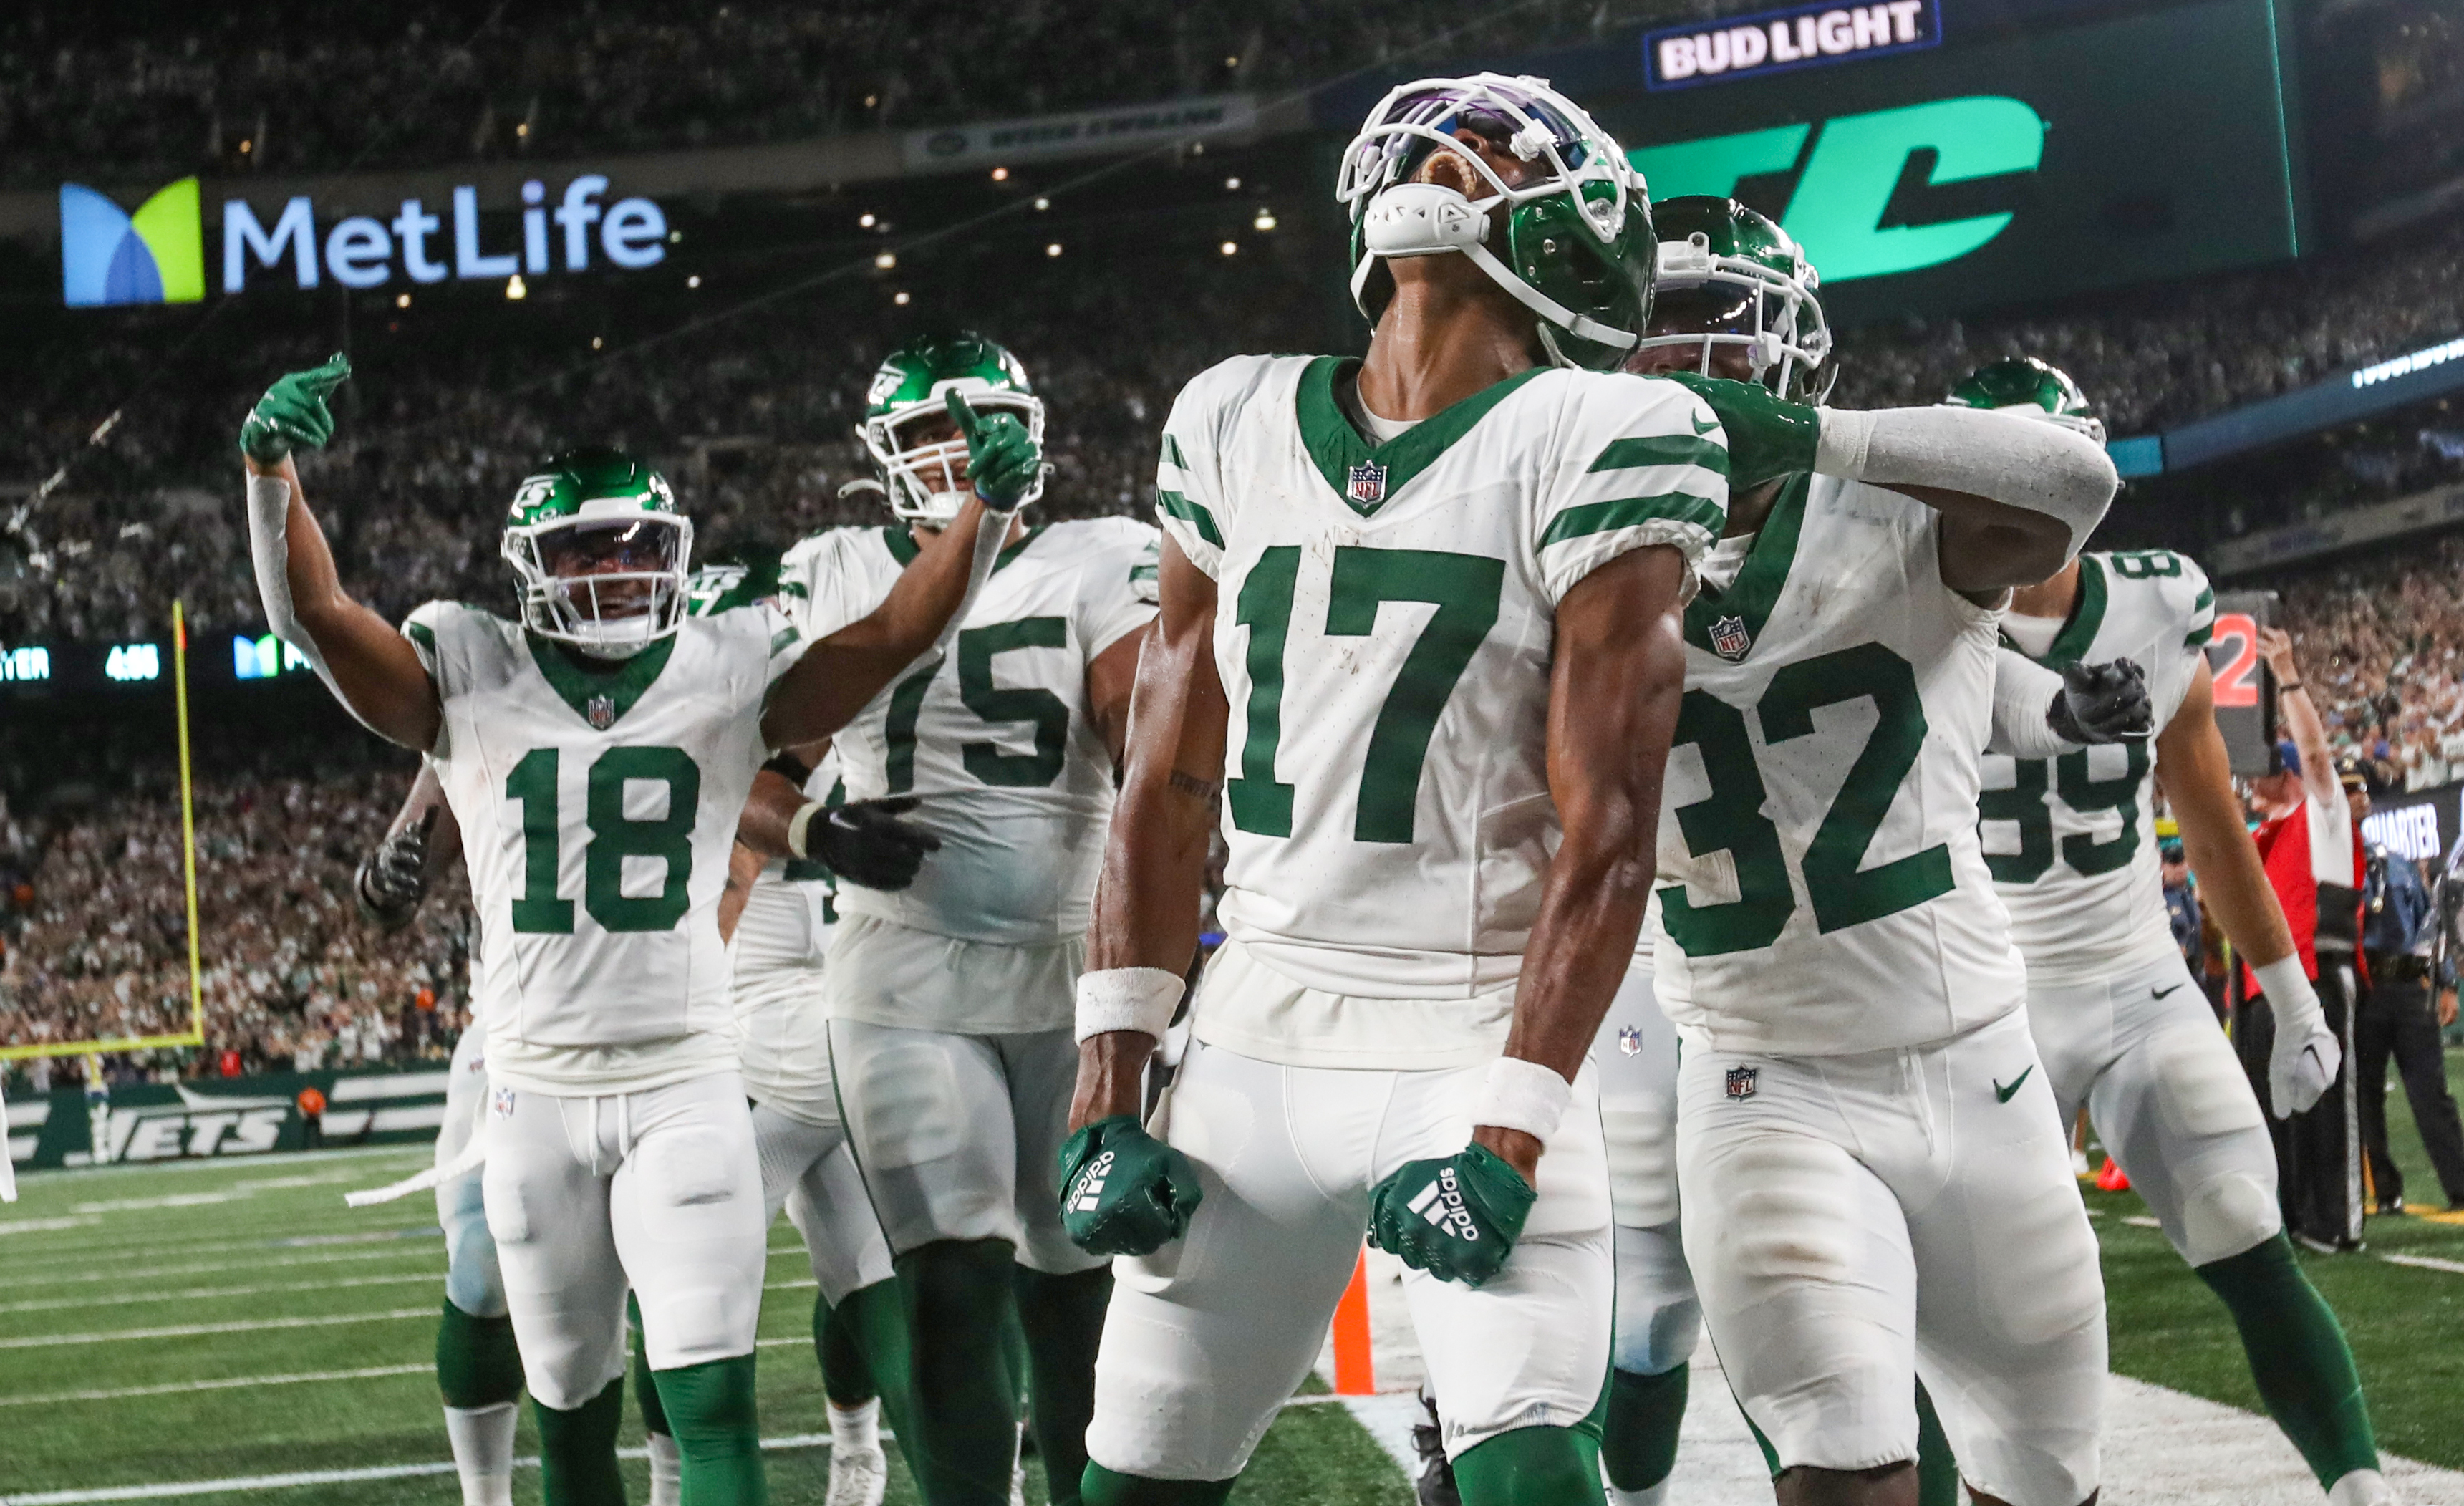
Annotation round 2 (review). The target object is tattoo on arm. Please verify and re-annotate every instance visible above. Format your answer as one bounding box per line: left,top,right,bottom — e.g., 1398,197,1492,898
1167,768,1222,801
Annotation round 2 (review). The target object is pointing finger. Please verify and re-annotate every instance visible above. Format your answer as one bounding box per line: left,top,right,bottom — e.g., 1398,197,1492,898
945,390,981,440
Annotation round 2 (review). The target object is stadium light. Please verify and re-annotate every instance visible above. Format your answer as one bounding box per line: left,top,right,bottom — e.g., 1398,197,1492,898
591,337,604,349
1047,243,1063,257
992,167,1010,182
1224,176,1241,191
1254,210,1277,232
395,292,410,308
874,252,897,270
894,291,911,306
687,274,702,288
859,212,876,228
505,274,526,299
1220,241,1238,256
1034,197,1050,211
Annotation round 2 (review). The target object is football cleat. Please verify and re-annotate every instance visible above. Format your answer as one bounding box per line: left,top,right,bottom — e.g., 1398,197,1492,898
1630,196,1832,402
1336,73,1654,371
501,447,692,660
858,331,1045,526
1947,355,2107,443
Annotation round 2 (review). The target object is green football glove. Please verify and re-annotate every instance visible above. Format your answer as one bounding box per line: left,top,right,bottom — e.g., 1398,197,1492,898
240,354,352,464
946,390,1041,510
1058,1114,1203,1257
1657,370,1819,491
1368,1142,1536,1289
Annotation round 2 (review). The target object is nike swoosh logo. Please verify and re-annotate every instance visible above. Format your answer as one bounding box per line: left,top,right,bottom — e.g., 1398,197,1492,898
1692,413,1719,435
2152,983,2185,999
1994,1066,2035,1103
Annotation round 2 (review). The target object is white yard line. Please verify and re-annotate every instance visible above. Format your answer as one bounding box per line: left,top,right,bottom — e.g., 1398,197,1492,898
2380,1252,2464,1275
0,1364,430,1409
0,1308,433,1350
0,1270,442,1314
0,1245,445,1290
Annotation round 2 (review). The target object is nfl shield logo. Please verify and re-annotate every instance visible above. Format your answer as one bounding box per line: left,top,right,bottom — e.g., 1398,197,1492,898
1724,1066,1759,1101
1709,614,1752,660
493,1086,517,1119
1618,1026,1644,1057
1345,461,1388,508
586,694,617,730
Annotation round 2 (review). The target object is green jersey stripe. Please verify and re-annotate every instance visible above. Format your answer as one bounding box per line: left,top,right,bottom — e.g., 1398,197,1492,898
1586,434,1731,478
1156,488,1224,549
1540,492,1724,549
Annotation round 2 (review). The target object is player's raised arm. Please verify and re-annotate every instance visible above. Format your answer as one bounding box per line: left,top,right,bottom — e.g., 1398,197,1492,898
762,392,1033,747
1055,535,1221,1254
238,356,441,749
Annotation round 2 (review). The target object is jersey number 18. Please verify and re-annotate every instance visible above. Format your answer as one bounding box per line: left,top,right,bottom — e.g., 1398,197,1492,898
506,745,699,934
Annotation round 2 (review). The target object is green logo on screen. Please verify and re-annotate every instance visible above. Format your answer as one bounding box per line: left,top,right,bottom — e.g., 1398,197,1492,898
1631,95,2045,284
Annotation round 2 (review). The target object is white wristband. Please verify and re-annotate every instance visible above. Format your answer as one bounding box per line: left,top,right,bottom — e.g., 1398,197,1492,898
785,801,825,859
2252,954,2322,1031
1471,1056,1574,1144
1074,967,1185,1046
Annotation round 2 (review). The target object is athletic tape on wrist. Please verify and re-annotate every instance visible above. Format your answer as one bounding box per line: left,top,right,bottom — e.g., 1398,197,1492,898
1074,967,1185,1045
2253,954,2323,1031
1813,405,2116,554
785,801,824,860
1471,1056,1575,1144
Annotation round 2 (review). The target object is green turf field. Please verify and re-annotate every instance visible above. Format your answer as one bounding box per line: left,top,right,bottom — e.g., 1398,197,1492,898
4,1051,2460,1501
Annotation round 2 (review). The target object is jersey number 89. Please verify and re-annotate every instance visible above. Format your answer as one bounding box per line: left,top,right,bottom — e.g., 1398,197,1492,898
506,745,699,934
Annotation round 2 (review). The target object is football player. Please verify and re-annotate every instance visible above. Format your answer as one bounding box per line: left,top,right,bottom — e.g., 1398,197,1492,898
1970,357,2391,1506
240,354,1034,1505
1064,75,1721,1505
358,766,528,1506
760,332,1158,1506
1627,201,2123,1506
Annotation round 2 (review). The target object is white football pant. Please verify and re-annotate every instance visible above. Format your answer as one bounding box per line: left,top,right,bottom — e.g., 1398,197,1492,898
1087,1037,1613,1481
750,1100,896,1305
483,1070,765,1410
2029,950,2281,1267
1678,1008,2105,1506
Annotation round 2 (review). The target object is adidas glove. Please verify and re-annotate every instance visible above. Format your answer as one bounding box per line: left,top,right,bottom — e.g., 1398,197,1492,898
2049,657,2152,745
1368,1142,1536,1290
1058,1114,1202,1257
796,797,940,892
241,354,351,463
947,391,1042,511
1656,370,1820,491
355,808,434,930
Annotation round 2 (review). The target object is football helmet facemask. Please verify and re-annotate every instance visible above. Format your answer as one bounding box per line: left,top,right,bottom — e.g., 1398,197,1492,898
501,447,692,660
1947,356,2107,443
859,332,1045,526
1337,73,1654,372
1630,196,1832,402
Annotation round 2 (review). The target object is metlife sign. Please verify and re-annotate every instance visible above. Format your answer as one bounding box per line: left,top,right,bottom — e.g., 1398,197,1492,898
1646,0,1938,90
58,171,666,306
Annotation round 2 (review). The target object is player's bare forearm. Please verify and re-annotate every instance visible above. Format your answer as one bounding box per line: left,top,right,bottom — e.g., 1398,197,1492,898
246,453,440,748
1073,541,1224,1129
1086,624,1151,772
1486,545,1689,1179
765,496,1001,745
2258,627,2339,811
735,740,826,859
718,841,763,945
2156,664,2297,969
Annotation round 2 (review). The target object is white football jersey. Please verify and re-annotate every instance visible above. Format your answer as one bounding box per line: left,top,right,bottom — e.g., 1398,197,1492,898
1648,474,2027,1055
1157,354,1728,1016
1980,550,2216,985
778,516,1159,945
402,600,806,1094
733,750,841,1124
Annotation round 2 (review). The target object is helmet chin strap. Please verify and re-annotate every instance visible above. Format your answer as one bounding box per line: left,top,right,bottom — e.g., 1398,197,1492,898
1353,183,1637,362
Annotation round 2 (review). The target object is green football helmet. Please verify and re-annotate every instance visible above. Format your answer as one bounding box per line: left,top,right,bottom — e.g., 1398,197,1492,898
1947,357,2106,443
1337,73,1654,371
501,446,692,659
1631,196,1832,402
858,332,1045,525
683,545,785,617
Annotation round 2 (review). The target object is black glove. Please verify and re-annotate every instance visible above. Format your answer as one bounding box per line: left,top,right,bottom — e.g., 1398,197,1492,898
356,808,435,930
2048,657,2151,745
812,798,942,891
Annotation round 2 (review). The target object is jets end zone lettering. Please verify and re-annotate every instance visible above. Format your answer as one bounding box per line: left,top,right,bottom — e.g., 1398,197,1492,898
60,173,668,307
6,1067,452,1172
1649,0,1937,90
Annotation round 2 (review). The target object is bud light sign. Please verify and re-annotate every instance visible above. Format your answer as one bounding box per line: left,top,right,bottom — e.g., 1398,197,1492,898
1646,0,1938,90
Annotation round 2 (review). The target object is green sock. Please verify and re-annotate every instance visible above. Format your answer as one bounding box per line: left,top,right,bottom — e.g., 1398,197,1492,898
436,1299,523,1409
1914,1380,1958,1506
1080,1464,1236,1505
897,1237,1026,1505
1600,1364,1686,1491
1015,1265,1112,1506
2195,1232,2380,1487
830,1278,922,1453
631,1298,673,1438
533,1376,627,1506
656,1353,768,1505
817,1290,876,1409
1453,1424,1603,1506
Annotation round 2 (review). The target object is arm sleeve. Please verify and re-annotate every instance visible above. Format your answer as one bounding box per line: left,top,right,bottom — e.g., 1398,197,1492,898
1815,405,2118,557
1534,377,1729,606
1986,647,2076,758
1080,523,1163,661
1154,367,1242,580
